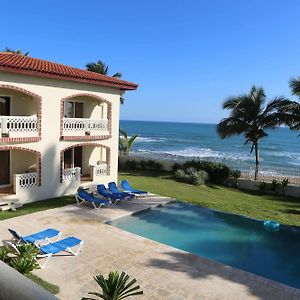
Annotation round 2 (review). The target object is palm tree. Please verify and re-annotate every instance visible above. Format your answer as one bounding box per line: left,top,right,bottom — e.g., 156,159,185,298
86,60,122,78
86,60,124,104
4,47,29,56
217,86,287,180
280,77,300,131
82,271,143,300
290,77,300,96
119,129,138,156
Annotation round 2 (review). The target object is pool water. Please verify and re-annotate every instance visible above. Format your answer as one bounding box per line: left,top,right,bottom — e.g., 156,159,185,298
109,202,300,289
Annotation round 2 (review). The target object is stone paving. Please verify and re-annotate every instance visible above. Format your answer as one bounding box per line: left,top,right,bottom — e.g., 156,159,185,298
0,196,299,300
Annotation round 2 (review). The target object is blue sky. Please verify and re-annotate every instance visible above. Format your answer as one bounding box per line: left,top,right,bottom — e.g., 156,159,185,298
1,0,300,123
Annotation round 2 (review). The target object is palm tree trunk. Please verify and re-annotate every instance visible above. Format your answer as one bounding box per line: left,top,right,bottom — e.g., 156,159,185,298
254,142,259,180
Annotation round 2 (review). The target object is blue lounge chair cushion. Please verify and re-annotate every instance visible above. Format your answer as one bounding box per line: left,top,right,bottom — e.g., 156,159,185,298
108,182,134,199
23,229,60,243
8,228,60,244
97,185,124,200
40,237,82,255
77,189,111,205
121,180,148,194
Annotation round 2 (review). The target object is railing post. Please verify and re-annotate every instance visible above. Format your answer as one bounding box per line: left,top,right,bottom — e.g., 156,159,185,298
2,116,8,135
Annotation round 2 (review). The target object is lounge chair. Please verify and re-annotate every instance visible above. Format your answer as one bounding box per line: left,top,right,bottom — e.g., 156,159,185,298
97,184,126,204
121,180,148,196
7,236,84,268
108,182,134,199
8,228,61,245
76,188,111,209
37,236,83,268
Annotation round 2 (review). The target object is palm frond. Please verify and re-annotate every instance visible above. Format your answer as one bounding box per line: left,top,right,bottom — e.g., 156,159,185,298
290,77,300,96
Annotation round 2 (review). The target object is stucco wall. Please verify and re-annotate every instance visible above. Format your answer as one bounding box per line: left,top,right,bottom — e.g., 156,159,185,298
0,72,122,203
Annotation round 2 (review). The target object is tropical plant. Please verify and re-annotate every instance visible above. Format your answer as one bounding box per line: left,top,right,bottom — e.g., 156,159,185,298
4,47,29,56
277,77,300,131
119,129,138,155
271,179,280,193
230,169,241,188
86,60,122,78
0,243,39,275
10,256,39,275
82,271,143,300
217,86,287,180
0,245,10,263
281,178,289,195
86,60,124,104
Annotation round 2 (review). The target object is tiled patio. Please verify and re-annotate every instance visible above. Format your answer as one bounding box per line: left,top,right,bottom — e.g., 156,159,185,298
0,196,299,300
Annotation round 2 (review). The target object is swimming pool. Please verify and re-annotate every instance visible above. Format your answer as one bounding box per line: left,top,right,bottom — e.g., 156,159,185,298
108,201,300,289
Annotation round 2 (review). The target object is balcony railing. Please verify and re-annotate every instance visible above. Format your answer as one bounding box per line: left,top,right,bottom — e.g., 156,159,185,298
0,116,38,137
13,172,38,194
62,118,109,136
62,167,81,183
92,163,108,179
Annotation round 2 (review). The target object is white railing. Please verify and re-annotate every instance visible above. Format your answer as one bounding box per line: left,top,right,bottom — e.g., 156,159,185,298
91,163,108,181
14,173,37,191
0,116,38,135
63,118,108,133
62,167,81,183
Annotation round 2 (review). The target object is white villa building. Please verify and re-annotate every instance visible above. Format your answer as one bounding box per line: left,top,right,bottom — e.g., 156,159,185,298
0,52,137,207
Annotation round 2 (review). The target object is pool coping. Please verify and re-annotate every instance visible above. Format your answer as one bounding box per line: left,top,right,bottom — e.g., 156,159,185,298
105,199,300,295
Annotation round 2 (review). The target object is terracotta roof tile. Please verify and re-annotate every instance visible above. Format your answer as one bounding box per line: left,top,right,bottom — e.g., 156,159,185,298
0,52,138,90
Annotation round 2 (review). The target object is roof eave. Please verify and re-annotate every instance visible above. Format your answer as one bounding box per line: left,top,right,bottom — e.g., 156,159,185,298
0,66,138,91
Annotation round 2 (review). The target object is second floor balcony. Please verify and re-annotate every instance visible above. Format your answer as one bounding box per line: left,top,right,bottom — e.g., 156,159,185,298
0,87,40,141
61,94,111,140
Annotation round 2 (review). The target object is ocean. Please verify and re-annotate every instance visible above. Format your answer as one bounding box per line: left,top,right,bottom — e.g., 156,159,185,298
120,120,300,177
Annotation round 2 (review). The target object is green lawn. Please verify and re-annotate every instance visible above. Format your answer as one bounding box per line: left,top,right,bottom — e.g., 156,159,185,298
1,171,300,226
26,273,59,295
119,170,300,227
0,196,75,221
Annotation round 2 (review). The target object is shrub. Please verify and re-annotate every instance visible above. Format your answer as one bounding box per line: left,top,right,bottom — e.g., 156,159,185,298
189,170,209,185
259,181,268,192
139,159,148,170
0,246,9,263
125,160,138,170
10,256,39,275
171,162,182,172
174,169,209,185
230,169,241,187
181,160,230,184
82,271,143,300
271,179,280,193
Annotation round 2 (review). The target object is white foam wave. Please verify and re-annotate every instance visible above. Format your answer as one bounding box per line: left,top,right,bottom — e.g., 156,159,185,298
134,147,250,162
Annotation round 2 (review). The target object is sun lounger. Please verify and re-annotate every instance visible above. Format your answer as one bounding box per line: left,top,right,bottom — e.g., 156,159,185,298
97,184,126,204
108,182,134,199
37,236,83,268
76,188,111,209
8,228,61,245
7,236,84,268
121,180,148,196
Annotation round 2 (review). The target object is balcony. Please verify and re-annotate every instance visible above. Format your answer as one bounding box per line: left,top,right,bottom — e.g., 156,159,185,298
0,116,38,138
62,144,110,184
62,118,109,137
61,94,111,140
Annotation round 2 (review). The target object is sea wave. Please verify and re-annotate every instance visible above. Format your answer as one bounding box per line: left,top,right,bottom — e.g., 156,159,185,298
134,137,166,143
133,147,251,162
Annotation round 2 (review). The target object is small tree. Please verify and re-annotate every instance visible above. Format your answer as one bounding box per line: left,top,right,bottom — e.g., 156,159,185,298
119,129,138,156
82,271,143,300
